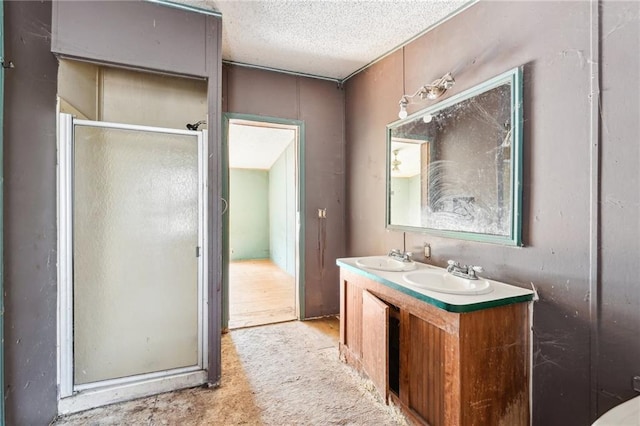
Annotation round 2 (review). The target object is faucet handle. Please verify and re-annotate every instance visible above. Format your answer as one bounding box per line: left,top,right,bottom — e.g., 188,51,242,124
447,260,458,267
467,265,483,278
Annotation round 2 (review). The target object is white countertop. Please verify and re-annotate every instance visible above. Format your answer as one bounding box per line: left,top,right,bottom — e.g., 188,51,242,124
337,256,535,313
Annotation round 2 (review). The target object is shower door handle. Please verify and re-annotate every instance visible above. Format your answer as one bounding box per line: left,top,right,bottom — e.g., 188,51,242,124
221,197,229,215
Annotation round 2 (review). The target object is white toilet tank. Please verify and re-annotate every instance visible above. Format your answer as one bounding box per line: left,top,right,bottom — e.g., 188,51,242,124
592,396,640,426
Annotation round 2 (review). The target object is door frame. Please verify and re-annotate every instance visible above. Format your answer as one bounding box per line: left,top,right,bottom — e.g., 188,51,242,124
56,114,209,414
221,113,306,329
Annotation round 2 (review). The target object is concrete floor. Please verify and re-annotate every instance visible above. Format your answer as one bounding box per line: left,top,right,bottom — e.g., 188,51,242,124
53,318,407,425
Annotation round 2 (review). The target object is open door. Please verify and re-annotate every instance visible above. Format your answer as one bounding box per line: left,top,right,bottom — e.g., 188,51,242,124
362,290,389,402
221,113,306,330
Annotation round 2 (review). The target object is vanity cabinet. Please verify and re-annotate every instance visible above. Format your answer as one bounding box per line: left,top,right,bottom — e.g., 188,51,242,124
339,268,531,426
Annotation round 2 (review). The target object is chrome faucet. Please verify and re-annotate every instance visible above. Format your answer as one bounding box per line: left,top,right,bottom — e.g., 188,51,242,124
388,249,413,263
447,260,483,280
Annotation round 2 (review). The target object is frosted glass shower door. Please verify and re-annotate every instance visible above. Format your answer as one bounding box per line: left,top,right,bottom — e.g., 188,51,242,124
71,121,204,387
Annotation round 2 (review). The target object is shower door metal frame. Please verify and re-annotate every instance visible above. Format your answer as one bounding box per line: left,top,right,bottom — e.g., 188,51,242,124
57,114,209,414
0,1,5,422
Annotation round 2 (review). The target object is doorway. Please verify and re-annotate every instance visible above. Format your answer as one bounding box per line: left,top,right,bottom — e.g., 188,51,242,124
57,115,209,414
222,115,305,330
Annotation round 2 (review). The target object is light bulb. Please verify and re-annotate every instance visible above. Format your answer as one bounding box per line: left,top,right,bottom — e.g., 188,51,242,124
423,114,433,123
425,88,439,100
398,98,408,119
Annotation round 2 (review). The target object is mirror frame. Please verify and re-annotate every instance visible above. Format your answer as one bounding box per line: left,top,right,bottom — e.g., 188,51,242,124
385,66,523,246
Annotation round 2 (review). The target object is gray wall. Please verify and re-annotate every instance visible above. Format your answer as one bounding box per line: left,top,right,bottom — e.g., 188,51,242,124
344,1,639,424
223,65,346,318
269,143,296,275
4,1,221,423
4,2,59,424
599,0,640,416
52,1,209,77
229,169,270,260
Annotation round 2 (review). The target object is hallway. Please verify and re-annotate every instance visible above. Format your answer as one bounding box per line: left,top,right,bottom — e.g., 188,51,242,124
53,318,405,425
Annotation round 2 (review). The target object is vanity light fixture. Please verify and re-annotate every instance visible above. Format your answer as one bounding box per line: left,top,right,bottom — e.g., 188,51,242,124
398,72,455,119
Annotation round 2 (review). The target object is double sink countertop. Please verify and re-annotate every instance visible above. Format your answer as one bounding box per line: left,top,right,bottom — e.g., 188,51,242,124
336,256,535,314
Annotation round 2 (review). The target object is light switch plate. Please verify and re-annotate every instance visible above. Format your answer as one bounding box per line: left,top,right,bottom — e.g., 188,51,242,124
633,376,640,392
423,243,431,259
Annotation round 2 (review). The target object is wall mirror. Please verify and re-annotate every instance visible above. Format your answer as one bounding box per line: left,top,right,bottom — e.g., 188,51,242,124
386,67,523,245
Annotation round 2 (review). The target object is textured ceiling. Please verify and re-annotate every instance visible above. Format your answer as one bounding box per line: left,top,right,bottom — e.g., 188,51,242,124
176,0,474,80
228,123,295,169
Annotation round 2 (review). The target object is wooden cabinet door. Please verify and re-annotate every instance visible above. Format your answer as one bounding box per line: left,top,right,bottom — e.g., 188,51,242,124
341,278,364,357
407,313,446,426
362,290,389,402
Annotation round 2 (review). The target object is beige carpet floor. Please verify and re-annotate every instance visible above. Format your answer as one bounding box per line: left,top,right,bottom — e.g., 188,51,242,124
52,318,406,425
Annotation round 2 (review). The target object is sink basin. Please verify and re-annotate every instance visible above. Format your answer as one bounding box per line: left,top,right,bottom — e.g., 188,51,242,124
356,257,417,272
592,395,640,426
402,269,493,295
